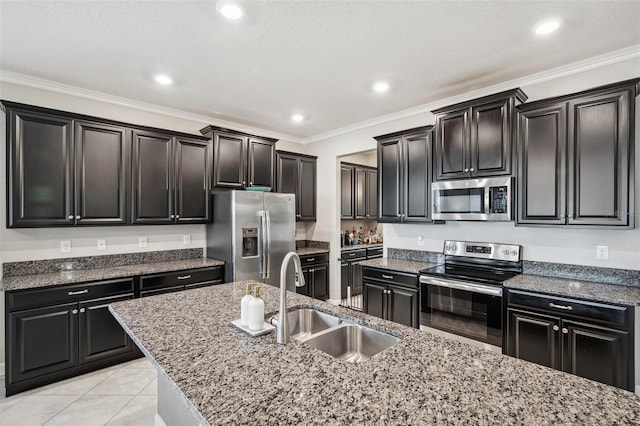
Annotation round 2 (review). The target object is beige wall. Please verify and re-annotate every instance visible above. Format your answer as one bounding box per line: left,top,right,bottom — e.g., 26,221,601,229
305,57,640,300
0,81,308,275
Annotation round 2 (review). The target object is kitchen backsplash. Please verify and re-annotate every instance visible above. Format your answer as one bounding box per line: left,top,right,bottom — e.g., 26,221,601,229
296,240,330,250
2,248,203,277
387,248,444,263
522,261,640,287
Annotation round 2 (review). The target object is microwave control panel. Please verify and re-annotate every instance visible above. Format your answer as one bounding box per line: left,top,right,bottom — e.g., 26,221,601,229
490,186,508,214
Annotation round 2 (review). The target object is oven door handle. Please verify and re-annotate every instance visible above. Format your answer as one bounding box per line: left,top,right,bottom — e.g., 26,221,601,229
419,276,502,297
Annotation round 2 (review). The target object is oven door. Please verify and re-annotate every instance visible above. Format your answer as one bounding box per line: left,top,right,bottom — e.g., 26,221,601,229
420,276,503,347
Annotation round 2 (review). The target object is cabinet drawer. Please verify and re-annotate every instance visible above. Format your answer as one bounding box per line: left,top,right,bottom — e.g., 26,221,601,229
362,267,418,289
7,278,135,312
300,253,328,266
341,249,367,261
139,266,223,292
366,247,384,258
507,290,630,328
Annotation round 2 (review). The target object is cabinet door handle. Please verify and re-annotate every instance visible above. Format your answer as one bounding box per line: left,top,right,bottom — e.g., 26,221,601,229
309,269,314,273
249,182,253,186
553,325,559,331
72,309,78,315
396,214,401,217
68,215,74,220
549,302,572,311
242,181,246,185
469,167,475,173
75,215,81,220
80,308,86,313
382,274,394,280
170,214,175,219
562,328,569,334
178,275,192,280
176,214,180,219
464,168,469,173
68,289,89,296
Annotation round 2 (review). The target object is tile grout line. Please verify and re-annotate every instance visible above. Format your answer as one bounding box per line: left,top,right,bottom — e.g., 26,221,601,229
102,371,157,425
38,394,84,426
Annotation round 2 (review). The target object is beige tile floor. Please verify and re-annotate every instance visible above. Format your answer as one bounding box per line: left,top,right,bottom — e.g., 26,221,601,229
0,358,157,426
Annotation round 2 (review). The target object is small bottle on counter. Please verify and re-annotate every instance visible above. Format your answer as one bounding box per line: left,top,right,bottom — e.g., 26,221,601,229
248,285,265,331
240,283,255,327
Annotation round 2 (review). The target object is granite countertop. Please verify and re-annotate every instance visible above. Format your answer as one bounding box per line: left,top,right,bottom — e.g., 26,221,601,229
110,282,640,425
358,257,437,275
342,243,383,251
1,258,225,292
296,247,330,256
505,274,640,306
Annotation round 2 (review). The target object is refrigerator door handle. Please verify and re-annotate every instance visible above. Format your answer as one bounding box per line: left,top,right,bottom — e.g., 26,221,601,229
259,211,268,279
264,210,271,279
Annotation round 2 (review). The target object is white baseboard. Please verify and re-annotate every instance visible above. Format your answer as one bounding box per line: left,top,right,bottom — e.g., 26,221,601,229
635,385,640,396
154,413,168,426
0,362,5,377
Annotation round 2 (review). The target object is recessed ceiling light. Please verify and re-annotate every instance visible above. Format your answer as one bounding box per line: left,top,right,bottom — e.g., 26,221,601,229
533,19,561,35
153,74,173,85
373,81,390,93
216,1,244,20
291,114,304,123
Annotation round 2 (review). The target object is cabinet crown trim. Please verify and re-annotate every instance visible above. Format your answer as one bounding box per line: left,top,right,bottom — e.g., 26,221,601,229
431,88,527,115
276,150,317,160
373,125,433,141
1,100,210,141
515,77,640,112
199,124,278,143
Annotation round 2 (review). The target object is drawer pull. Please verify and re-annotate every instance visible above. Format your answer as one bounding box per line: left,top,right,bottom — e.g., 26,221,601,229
382,274,394,280
307,258,315,262
549,302,572,311
349,253,356,257
68,289,89,296
178,275,192,280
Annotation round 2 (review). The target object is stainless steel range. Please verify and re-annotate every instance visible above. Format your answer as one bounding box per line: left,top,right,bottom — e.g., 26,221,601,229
419,240,522,347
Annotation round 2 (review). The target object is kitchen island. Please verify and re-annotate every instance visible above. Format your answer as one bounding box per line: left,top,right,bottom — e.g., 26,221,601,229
110,281,640,425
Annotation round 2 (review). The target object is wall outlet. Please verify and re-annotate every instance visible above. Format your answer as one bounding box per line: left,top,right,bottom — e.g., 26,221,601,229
97,239,106,251
417,235,424,247
60,240,71,253
183,234,191,245
596,245,609,260
139,237,148,248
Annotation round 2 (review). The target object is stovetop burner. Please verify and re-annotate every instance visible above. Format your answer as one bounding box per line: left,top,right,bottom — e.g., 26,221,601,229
419,240,523,286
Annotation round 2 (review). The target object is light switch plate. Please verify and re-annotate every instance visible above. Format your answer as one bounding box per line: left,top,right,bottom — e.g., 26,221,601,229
97,240,106,251
139,237,148,248
183,235,191,245
60,240,71,253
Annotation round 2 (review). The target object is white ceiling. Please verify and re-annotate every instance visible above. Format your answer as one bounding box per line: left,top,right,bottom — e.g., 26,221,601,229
1,1,639,141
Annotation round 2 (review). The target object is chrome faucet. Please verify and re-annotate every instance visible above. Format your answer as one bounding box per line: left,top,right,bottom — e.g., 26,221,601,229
276,251,306,344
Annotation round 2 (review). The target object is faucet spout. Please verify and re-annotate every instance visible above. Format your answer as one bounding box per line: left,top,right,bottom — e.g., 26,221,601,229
276,252,305,344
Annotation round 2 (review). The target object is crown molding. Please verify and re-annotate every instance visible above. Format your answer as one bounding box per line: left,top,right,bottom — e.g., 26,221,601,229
301,44,640,144
0,70,302,143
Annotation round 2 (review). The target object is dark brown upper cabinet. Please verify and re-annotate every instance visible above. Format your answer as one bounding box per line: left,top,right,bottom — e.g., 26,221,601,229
432,88,527,180
516,78,638,228
340,163,355,219
341,162,377,220
275,151,317,221
200,125,277,190
4,101,212,228
375,126,434,223
5,104,129,228
132,130,211,225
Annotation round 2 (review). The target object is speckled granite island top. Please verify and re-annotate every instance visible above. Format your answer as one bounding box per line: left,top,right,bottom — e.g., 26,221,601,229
1,258,224,291
505,274,640,306
295,247,330,256
110,282,640,425
358,257,437,274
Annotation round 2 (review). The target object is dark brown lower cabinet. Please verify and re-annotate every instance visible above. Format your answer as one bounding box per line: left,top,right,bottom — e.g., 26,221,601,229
296,254,329,301
5,279,140,396
505,289,633,391
363,267,419,329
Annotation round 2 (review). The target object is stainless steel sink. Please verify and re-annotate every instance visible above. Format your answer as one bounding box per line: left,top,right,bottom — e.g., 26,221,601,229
303,323,401,362
287,308,342,341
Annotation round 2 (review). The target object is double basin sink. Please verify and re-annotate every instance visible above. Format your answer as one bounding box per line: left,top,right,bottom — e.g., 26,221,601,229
282,308,402,362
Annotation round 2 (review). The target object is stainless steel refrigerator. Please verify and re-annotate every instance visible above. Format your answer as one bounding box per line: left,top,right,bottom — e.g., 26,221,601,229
206,191,296,288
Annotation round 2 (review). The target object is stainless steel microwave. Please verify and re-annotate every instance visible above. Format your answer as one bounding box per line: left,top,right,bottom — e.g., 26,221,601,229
432,177,513,221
